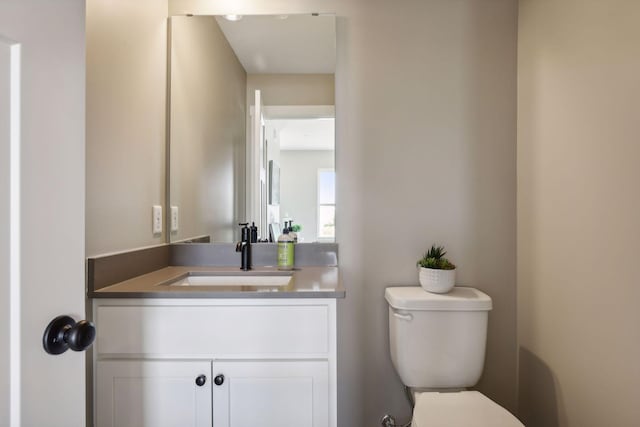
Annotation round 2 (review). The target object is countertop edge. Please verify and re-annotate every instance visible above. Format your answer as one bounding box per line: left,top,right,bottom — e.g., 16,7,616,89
88,265,345,300
89,290,346,299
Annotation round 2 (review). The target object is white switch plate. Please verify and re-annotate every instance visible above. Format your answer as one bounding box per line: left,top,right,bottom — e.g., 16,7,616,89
152,205,162,234
170,206,179,232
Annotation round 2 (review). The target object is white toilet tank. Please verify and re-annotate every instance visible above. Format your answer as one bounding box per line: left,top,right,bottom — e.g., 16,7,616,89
385,286,492,389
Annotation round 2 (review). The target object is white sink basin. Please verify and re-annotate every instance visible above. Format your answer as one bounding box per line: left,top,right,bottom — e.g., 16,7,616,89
169,273,293,287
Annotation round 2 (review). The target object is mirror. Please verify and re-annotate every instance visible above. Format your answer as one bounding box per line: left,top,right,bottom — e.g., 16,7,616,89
168,14,336,243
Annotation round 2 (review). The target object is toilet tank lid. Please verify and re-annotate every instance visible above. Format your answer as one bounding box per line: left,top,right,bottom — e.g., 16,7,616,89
385,286,492,311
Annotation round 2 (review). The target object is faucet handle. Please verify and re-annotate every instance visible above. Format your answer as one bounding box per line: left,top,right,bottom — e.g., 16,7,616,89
238,223,251,243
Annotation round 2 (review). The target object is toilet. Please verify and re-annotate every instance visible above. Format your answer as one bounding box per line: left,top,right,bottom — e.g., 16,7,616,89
385,286,524,426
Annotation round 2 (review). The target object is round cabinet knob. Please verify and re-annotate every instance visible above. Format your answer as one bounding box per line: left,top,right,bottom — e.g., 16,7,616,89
195,375,207,387
43,315,96,355
214,374,225,386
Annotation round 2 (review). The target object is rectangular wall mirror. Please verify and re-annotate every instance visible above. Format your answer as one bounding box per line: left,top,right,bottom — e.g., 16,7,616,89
168,14,336,243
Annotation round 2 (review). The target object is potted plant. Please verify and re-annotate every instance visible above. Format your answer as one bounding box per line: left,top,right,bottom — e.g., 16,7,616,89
290,224,301,242
417,245,456,293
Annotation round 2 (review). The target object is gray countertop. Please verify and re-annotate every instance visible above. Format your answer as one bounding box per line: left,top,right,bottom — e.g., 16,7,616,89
90,265,345,299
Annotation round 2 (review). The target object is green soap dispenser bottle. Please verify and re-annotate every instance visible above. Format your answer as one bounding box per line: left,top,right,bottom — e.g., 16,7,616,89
277,227,294,271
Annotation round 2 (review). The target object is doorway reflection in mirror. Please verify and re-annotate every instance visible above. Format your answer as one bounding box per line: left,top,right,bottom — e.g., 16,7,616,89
265,116,335,243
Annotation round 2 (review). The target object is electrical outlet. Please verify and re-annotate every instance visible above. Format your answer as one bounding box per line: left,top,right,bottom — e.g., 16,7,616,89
170,206,179,232
152,205,162,234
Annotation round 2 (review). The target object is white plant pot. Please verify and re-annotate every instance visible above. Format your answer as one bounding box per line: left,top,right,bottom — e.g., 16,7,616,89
419,267,456,294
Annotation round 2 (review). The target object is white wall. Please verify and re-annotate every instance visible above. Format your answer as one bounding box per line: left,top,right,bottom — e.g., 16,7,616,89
86,0,168,256
279,150,334,242
518,0,640,425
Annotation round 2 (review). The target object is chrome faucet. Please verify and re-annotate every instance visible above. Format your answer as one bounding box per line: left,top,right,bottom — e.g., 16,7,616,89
235,223,252,271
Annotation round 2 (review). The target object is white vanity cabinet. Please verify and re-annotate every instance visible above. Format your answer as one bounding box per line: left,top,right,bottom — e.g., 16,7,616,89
211,360,329,427
92,298,337,427
96,359,213,427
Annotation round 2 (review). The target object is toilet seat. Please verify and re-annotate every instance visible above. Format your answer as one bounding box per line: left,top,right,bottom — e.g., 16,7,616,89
412,391,524,427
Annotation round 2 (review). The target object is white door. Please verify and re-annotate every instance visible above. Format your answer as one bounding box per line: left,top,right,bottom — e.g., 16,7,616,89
96,360,213,427
248,89,265,230
0,2,86,426
212,360,330,427
0,34,18,426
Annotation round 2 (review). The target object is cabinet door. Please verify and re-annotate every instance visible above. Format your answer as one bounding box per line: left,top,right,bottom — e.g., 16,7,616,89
212,360,329,427
96,360,212,427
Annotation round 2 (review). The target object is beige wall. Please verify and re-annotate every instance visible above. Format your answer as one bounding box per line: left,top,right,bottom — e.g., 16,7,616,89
86,0,168,256
169,16,247,243
518,1,640,426
88,0,519,425
247,73,335,106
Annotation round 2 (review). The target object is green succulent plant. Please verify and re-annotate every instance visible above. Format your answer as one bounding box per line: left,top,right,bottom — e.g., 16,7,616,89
417,245,456,270
291,224,302,232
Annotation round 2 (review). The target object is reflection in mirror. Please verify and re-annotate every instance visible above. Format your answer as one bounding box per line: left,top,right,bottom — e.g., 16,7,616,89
168,14,336,243
264,110,335,243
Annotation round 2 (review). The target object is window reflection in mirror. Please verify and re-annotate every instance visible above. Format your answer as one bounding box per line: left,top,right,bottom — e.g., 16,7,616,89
318,168,336,241
168,14,336,243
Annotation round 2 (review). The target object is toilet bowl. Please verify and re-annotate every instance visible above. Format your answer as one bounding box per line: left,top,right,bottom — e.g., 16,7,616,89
385,286,523,426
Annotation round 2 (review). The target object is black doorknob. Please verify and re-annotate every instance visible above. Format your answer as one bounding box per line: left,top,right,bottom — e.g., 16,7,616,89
214,374,225,386
43,315,96,355
195,375,207,387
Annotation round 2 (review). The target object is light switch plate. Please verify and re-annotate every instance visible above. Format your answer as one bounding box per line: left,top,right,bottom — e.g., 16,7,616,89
152,205,162,234
170,206,179,232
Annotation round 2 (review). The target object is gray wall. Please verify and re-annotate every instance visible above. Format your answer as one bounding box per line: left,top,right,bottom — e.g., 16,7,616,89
88,0,519,425
169,16,247,243
518,0,640,425
349,2,518,423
